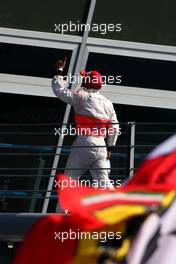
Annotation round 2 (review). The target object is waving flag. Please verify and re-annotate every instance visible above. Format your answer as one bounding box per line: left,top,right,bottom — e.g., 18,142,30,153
126,134,176,191
12,215,78,264
13,135,176,264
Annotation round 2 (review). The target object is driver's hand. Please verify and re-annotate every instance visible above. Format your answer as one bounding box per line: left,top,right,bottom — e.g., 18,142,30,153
107,151,112,160
55,57,67,70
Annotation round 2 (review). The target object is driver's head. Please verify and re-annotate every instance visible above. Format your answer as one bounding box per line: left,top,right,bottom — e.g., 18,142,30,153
80,70,104,90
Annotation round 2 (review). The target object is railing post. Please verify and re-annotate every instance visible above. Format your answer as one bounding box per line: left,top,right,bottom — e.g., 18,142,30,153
127,122,136,178
29,157,45,213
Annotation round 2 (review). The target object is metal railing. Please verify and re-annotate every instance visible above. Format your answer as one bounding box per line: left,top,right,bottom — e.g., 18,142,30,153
0,121,175,258
0,122,175,215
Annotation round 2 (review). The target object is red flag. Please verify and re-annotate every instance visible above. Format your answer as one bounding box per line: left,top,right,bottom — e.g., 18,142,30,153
13,135,176,264
126,135,176,190
13,215,78,264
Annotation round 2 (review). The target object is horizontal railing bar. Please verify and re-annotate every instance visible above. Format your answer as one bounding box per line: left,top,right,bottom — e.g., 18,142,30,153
0,145,127,148
0,145,124,151
0,153,66,156
0,122,123,126
0,143,127,149
0,167,127,170
135,122,176,125
0,196,56,199
0,183,125,192
0,174,126,177
0,131,127,134
136,132,175,135
0,122,175,126
0,153,128,158
135,145,156,147
0,190,55,192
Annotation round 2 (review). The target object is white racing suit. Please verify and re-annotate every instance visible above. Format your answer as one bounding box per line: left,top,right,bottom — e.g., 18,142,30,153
52,74,119,189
